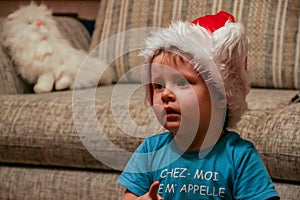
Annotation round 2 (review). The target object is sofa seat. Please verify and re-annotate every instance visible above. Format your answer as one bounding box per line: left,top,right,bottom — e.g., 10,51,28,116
0,85,146,170
0,85,299,199
1,85,296,169
0,166,124,199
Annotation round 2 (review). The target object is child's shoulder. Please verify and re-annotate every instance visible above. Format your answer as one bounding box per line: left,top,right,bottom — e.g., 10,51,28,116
142,131,173,150
222,130,255,150
144,131,173,143
220,131,261,163
145,131,172,140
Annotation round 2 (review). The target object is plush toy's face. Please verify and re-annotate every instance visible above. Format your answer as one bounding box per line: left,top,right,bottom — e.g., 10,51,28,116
4,3,56,42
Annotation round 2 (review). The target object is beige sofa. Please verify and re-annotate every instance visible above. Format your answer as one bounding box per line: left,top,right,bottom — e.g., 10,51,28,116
0,0,299,199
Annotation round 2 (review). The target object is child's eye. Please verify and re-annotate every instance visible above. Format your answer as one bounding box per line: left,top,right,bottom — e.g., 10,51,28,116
177,79,189,87
153,83,165,90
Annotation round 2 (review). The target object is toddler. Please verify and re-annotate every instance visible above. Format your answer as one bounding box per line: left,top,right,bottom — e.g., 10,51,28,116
118,11,279,200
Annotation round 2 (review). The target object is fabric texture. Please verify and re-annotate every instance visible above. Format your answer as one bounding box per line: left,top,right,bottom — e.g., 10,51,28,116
0,85,298,182
237,103,300,183
0,85,145,170
236,89,300,183
118,131,279,199
0,87,299,198
55,16,91,52
0,42,27,94
90,0,300,89
0,166,124,200
0,18,28,94
274,182,300,200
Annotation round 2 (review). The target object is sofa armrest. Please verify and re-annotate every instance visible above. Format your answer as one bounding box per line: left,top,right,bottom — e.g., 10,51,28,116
55,16,91,52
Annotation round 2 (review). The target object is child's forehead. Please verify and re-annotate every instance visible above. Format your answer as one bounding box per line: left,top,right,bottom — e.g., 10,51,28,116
152,50,189,64
153,53,187,69
151,54,199,78
151,52,196,75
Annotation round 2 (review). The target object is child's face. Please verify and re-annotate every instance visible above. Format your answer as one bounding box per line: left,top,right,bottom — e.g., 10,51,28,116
151,53,212,136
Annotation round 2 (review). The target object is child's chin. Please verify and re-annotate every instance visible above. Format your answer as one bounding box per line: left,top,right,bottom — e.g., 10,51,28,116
164,124,180,134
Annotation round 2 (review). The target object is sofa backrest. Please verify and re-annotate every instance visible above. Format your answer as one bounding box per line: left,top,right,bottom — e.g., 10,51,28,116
0,16,91,95
90,0,300,89
0,18,27,94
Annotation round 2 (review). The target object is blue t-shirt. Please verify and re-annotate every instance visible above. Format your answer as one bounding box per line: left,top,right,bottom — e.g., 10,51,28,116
118,131,279,199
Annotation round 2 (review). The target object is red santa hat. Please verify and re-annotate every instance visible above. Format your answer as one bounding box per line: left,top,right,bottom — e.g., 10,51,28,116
141,11,250,128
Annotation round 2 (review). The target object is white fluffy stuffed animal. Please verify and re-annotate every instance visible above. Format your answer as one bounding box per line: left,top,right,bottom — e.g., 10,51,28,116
2,2,116,93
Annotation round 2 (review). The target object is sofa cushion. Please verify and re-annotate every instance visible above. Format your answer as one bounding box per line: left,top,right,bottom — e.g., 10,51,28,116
236,89,300,182
245,88,299,110
55,16,91,52
0,166,299,200
245,0,299,89
0,85,148,170
90,0,300,89
0,84,298,183
0,18,28,95
0,41,27,95
0,90,103,169
274,182,300,200
0,166,124,200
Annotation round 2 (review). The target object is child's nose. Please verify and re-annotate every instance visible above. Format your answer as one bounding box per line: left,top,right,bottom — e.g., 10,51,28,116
161,87,175,103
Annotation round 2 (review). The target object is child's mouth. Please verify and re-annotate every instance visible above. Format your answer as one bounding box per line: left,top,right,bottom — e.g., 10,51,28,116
164,107,180,118
166,110,179,114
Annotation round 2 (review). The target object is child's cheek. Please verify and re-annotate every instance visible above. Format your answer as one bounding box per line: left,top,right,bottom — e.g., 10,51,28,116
175,87,198,104
175,88,200,115
152,104,166,126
